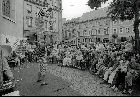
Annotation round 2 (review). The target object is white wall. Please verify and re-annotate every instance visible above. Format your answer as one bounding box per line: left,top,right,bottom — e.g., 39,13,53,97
0,0,24,44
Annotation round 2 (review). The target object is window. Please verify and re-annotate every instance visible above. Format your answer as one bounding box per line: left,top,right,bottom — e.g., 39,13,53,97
120,28,123,33
49,21,53,30
74,40,75,44
89,30,91,36
2,0,15,21
78,32,80,36
95,21,98,26
69,33,71,38
98,29,100,34
89,39,91,43
27,4,32,13
78,39,80,42
113,28,117,34
83,39,85,42
50,12,53,18
98,21,101,26
91,30,94,36
95,29,97,35
104,29,107,35
90,30,92,35
113,20,118,25
92,21,95,27
126,27,130,33
105,28,109,35
27,17,33,27
85,38,87,43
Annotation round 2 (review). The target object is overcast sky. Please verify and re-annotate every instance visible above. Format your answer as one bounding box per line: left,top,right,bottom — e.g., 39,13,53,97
62,0,112,20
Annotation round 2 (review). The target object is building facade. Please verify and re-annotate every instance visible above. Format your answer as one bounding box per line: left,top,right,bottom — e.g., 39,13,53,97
24,0,62,45
0,0,24,46
111,19,134,42
62,7,135,47
62,18,80,47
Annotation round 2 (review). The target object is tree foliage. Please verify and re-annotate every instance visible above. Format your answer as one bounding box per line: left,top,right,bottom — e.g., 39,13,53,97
87,0,140,21
88,0,108,10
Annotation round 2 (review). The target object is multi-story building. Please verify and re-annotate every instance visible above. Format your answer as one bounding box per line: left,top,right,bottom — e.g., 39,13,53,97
0,0,24,46
24,0,62,45
63,7,135,47
79,7,111,43
62,18,80,48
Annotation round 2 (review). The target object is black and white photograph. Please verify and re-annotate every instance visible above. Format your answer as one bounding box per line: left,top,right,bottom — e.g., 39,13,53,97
0,0,140,96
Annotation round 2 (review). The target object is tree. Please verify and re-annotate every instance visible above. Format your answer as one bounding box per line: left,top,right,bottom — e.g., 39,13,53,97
87,0,140,53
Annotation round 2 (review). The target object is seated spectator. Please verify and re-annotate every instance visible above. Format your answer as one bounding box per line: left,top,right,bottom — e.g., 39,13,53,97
110,55,128,91
96,55,108,78
63,52,72,67
101,53,116,83
124,69,136,94
89,57,98,74
95,56,104,75
108,55,120,87
115,68,127,92
123,57,140,94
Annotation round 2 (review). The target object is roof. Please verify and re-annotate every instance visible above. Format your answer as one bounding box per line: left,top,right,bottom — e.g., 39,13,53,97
64,7,109,24
79,7,109,22
64,17,80,24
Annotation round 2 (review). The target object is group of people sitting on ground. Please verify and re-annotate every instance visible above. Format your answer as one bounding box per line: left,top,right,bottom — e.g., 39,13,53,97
46,41,140,95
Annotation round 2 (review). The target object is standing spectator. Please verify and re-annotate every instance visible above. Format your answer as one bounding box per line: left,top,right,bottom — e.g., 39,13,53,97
76,51,83,69
37,46,48,86
25,51,29,68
